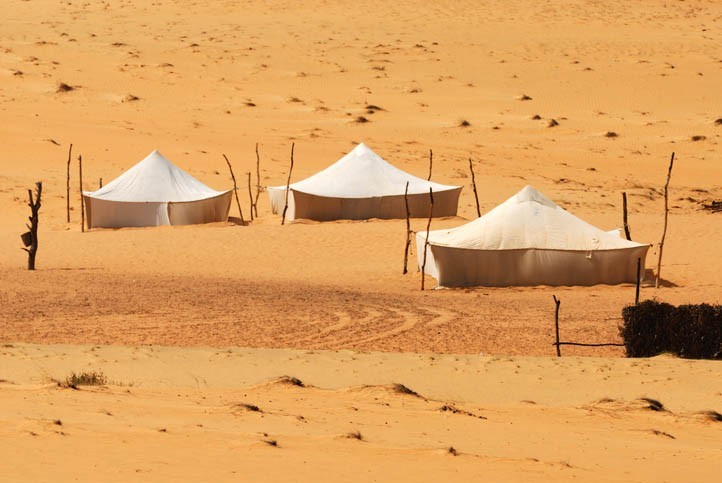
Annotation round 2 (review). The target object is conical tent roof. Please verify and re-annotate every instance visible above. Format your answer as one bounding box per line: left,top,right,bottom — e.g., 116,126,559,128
85,150,228,203
426,185,647,251
280,143,459,198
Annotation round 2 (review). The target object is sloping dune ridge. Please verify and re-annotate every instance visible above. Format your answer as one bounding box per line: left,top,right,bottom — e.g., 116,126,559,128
1,0,721,481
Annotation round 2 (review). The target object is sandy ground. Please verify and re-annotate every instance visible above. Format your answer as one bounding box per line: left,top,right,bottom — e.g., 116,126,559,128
1,343,721,482
1,0,722,480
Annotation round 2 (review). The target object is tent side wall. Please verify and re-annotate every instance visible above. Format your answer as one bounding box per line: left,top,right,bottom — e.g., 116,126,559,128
84,196,170,229
167,191,232,225
84,191,231,228
415,233,650,287
290,187,461,221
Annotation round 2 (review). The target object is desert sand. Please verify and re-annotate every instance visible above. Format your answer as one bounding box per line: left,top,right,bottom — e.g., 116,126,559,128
1,0,721,481
1,343,721,482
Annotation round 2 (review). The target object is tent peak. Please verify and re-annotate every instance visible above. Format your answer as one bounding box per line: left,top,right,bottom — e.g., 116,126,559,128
347,142,375,157
144,149,169,161
514,185,557,208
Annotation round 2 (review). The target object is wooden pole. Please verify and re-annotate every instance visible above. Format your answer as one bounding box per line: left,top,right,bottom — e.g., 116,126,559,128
656,152,674,288
553,295,561,357
281,143,295,225
222,153,245,225
403,181,411,274
635,257,641,305
469,158,481,217
65,144,72,223
247,171,254,221
99,178,103,188
78,154,85,232
254,142,261,217
427,148,433,181
622,192,631,240
420,187,434,290
22,182,42,270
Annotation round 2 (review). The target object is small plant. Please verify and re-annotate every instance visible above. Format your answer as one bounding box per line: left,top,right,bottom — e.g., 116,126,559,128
458,120,471,127
391,383,420,397
438,404,486,419
702,410,722,422
237,403,261,412
650,429,675,439
65,371,107,387
518,94,532,101
640,397,665,412
354,116,369,123
448,446,458,456
263,439,278,447
279,375,304,387
56,82,74,93
691,135,706,142
345,430,363,441
547,119,559,127
604,131,618,138
531,114,542,120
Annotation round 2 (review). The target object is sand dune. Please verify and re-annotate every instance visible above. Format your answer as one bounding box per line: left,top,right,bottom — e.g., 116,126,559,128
1,344,720,482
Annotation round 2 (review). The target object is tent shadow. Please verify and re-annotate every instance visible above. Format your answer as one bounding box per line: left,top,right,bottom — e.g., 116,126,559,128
642,269,678,288
228,216,250,226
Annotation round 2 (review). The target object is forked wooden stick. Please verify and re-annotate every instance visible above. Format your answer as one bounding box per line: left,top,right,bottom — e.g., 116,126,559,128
403,181,412,274
65,144,72,223
622,192,631,240
78,154,85,232
427,148,433,181
420,187,434,290
656,152,674,288
223,153,245,225
281,143,295,225
469,158,481,217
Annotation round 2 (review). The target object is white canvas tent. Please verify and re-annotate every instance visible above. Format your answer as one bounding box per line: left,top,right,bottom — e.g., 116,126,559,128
83,150,232,229
416,185,650,287
268,143,462,221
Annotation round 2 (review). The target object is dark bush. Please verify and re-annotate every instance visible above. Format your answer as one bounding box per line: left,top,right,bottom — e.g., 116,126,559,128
621,301,722,359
